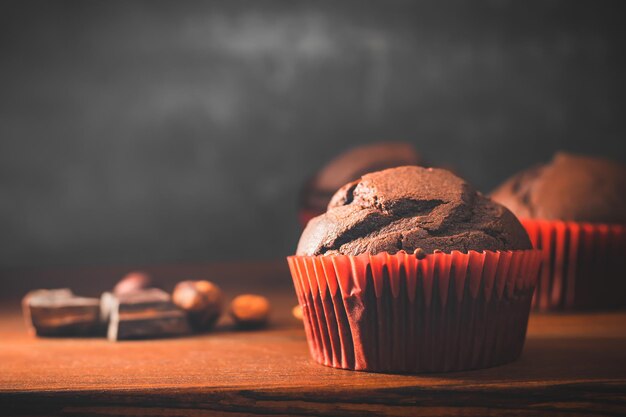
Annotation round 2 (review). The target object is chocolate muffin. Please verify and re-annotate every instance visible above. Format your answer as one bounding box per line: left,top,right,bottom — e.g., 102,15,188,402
491,152,626,310
288,166,541,373
297,165,531,256
298,142,421,225
491,152,626,223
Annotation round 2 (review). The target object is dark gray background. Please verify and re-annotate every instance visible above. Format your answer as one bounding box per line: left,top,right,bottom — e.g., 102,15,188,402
1,0,625,269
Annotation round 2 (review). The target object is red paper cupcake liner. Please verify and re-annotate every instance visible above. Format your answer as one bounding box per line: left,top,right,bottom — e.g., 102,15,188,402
522,219,626,311
287,250,541,373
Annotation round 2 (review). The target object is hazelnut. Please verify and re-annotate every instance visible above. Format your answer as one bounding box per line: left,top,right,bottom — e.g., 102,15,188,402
113,271,153,295
413,248,426,260
292,304,303,320
173,280,223,331
229,294,270,328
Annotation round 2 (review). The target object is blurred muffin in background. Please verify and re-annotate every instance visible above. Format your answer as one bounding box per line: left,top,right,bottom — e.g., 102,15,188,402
491,152,626,223
491,152,626,311
298,142,421,226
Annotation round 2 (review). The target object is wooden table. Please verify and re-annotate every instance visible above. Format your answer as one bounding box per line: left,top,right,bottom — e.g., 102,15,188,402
1,261,625,416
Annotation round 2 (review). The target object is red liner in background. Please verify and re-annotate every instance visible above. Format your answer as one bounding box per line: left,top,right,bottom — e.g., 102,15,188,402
522,219,626,311
287,250,541,374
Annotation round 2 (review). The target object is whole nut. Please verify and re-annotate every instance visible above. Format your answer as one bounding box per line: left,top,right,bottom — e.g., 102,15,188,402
173,280,223,331
113,271,153,295
292,304,303,320
229,294,270,328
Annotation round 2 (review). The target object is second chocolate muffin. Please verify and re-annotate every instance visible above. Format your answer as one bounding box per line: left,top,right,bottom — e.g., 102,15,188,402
491,152,626,311
297,165,531,256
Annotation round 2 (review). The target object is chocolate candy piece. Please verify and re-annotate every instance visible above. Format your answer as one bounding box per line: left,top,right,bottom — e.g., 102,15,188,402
22,289,101,337
107,288,190,341
22,289,73,325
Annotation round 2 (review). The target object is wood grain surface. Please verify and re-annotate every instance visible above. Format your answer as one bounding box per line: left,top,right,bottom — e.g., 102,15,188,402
1,262,626,416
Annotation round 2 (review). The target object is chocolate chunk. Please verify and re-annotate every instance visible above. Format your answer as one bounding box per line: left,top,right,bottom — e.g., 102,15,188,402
22,288,73,321
107,288,190,341
22,289,101,337
297,166,531,256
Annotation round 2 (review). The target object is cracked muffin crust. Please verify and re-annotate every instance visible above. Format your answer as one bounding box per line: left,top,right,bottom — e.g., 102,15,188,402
296,166,531,256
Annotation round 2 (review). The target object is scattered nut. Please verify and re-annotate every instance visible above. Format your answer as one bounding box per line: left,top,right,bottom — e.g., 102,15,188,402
292,304,303,320
172,280,223,331
413,248,426,260
229,294,270,328
113,271,153,295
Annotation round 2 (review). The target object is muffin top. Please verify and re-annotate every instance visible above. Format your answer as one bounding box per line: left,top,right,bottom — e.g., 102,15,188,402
491,153,626,223
296,166,531,256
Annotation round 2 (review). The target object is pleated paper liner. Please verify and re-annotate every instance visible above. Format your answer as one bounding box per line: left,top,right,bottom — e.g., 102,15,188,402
521,219,626,311
287,250,541,374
